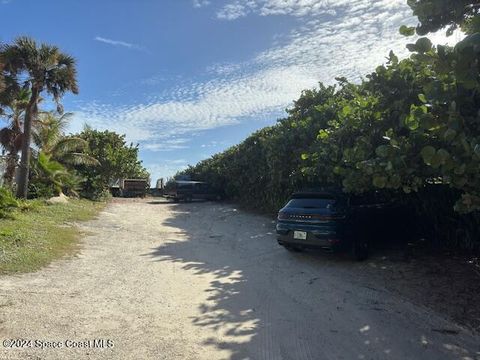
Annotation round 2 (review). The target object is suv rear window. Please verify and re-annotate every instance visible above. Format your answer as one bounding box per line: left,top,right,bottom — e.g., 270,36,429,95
286,198,336,209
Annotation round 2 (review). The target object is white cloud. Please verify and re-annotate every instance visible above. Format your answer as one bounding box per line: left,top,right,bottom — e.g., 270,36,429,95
143,138,191,152
75,0,456,179
206,62,242,75
215,0,370,20
74,64,316,145
94,36,146,51
193,0,211,8
201,140,226,148
217,2,251,20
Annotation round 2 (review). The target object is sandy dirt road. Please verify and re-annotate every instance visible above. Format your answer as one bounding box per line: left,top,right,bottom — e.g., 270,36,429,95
0,199,479,360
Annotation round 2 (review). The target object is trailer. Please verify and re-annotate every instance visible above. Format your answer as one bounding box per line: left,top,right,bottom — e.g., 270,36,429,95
118,178,149,198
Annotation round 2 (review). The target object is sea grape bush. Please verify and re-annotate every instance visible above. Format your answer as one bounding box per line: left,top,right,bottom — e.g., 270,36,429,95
182,85,339,211
181,2,480,250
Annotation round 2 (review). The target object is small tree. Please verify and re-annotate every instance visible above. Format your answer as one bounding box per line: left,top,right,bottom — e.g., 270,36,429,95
33,112,99,167
28,112,99,198
74,127,149,199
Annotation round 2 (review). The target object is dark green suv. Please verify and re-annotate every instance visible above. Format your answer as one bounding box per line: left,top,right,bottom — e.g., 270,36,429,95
276,190,411,260
163,180,222,202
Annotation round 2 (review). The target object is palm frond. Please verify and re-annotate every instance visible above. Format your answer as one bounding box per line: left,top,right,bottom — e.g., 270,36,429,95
51,137,87,156
1,42,25,75
33,111,71,151
37,151,67,175
0,127,16,151
0,54,5,94
32,130,43,148
61,152,100,166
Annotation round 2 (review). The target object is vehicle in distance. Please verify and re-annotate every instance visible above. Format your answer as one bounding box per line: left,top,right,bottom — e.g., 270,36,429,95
163,180,222,202
276,190,411,260
117,178,149,198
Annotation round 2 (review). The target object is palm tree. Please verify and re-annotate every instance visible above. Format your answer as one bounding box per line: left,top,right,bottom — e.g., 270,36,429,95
35,152,72,196
33,112,99,167
0,54,5,96
1,37,78,198
30,112,98,197
0,89,29,187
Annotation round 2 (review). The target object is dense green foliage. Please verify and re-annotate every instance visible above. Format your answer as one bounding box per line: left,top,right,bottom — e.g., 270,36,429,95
181,3,480,251
406,0,480,36
74,127,149,199
0,186,20,218
181,85,339,210
0,186,31,218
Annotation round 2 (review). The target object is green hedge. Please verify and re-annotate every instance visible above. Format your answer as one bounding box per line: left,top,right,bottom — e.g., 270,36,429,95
181,35,480,251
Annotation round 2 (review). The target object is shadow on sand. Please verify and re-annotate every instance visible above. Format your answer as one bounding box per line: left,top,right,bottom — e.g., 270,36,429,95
141,202,479,360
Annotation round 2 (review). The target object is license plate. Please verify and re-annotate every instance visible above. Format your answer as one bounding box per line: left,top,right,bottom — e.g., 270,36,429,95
293,231,307,240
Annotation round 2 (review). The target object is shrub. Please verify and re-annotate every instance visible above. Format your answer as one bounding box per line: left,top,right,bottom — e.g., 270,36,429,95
0,187,20,218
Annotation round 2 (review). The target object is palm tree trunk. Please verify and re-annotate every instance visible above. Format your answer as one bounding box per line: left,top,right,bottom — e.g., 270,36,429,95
16,86,39,199
3,152,17,188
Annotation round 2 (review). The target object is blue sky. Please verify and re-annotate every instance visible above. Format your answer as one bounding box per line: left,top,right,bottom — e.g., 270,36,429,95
1,0,459,182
